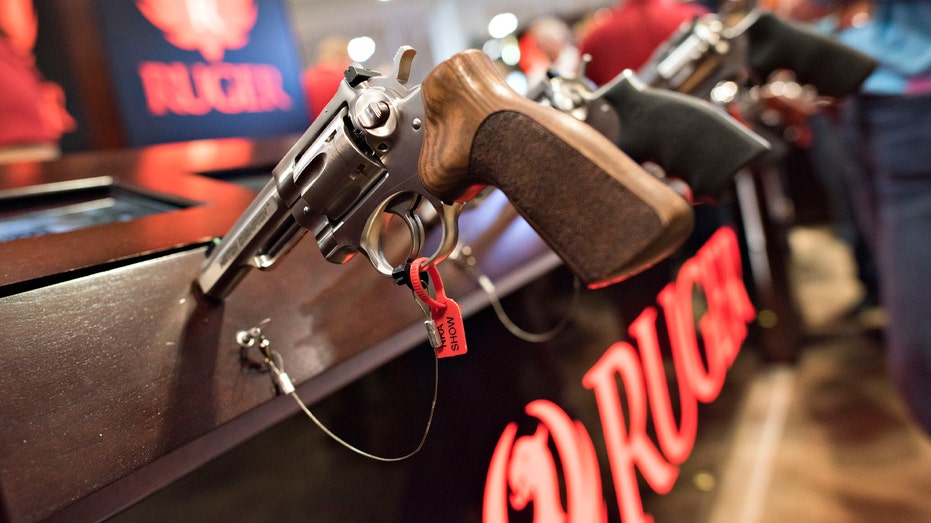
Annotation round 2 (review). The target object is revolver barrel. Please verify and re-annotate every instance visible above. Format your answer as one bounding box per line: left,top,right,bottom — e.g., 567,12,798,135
197,180,303,299
196,48,453,300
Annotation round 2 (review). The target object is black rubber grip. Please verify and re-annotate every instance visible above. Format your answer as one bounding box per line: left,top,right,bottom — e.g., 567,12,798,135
746,12,877,97
600,75,770,198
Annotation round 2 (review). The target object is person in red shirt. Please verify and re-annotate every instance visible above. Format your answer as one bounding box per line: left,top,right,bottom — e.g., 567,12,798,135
302,36,351,121
579,0,708,86
0,0,75,162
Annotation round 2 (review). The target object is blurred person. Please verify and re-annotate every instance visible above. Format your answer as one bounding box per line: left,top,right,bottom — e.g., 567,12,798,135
776,0,931,433
0,0,75,163
572,8,611,44
835,1,931,435
806,109,882,317
520,16,581,87
302,35,351,120
762,1,883,318
578,0,708,86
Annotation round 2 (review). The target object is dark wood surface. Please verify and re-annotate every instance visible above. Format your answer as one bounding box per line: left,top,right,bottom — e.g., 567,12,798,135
0,140,560,522
0,137,292,294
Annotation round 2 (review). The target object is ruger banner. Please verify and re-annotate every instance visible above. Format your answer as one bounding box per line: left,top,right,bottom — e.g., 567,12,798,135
94,0,309,146
485,226,756,523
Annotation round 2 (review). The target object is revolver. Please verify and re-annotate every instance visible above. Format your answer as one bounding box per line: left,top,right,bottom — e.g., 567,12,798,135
197,47,694,298
638,10,876,99
527,64,771,200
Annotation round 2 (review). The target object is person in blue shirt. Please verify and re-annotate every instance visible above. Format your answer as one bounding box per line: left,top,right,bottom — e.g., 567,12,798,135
828,0,931,434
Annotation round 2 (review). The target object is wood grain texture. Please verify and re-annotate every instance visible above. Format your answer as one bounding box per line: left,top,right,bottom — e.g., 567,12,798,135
0,142,559,522
0,136,294,295
418,50,693,287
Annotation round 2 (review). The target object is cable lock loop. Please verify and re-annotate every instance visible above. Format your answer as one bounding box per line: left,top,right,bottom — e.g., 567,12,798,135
235,320,439,462
448,245,580,343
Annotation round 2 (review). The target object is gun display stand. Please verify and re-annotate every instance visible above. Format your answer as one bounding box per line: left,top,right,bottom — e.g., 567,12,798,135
0,139,561,523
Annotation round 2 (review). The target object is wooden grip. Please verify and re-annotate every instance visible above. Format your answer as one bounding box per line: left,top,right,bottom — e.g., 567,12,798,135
419,50,694,287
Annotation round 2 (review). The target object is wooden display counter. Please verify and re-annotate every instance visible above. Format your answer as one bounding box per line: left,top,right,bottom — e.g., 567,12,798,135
0,138,560,522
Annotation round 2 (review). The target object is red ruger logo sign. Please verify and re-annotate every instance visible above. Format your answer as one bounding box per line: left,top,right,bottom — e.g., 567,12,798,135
137,0,257,62
135,0,292,116
485,227,755,523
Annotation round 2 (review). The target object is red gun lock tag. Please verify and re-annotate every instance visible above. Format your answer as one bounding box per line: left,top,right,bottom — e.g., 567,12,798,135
410,258,468,358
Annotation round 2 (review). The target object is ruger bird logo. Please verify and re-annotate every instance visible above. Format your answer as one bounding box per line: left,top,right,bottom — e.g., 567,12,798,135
136,0,258,62
484,400,608,522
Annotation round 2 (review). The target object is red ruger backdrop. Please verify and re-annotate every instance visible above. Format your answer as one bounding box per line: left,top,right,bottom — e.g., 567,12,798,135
93,0,309,146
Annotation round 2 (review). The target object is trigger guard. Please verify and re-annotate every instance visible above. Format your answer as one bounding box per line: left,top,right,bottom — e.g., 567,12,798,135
360,196,425,277
360,198,464,277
